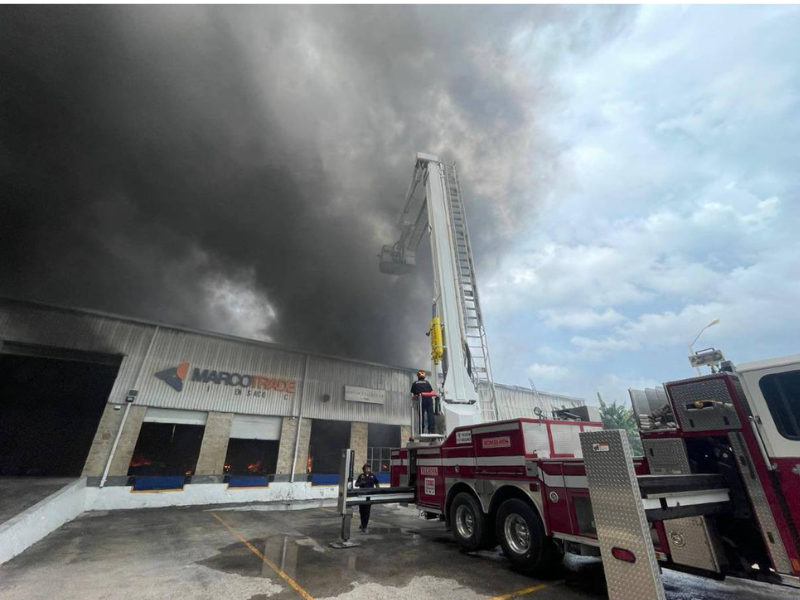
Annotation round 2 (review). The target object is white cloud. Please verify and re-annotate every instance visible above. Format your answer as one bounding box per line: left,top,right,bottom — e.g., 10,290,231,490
483,6,800,404
527,362,570,381
542,308,625,330
570,335,640,356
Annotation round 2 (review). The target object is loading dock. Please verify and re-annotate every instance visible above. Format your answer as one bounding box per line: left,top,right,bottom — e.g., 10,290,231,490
0,343,120,477
224,414,281,479
0,297,587,510
308,419,352,484
367,423,401,482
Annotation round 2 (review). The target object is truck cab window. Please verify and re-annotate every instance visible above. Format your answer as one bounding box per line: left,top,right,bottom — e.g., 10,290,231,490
759,370,800,440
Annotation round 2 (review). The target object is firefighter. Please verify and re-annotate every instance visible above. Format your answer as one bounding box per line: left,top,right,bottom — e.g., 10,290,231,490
411,369,435,434
355,463,380,533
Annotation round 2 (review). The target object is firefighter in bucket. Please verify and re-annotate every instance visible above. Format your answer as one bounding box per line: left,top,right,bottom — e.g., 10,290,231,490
411,369,437,434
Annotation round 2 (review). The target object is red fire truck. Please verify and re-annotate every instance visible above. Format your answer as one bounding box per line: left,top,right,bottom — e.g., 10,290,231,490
342,154,800,598
383,357,800,596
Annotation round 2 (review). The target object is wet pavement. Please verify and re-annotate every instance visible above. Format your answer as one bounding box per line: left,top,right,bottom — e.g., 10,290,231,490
0,503,798,600
0,477,76,524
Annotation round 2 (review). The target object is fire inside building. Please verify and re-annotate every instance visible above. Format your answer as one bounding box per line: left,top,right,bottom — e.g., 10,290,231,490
0,296,586,505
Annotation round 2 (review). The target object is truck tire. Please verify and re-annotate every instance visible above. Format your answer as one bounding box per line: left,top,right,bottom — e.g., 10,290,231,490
496,498,563,575
450,492,494,551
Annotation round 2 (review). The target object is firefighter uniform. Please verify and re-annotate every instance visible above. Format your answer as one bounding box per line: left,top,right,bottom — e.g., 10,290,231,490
411,378,435,434
355,468,380,532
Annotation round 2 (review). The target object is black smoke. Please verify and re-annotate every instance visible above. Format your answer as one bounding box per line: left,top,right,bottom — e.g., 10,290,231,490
0,5,633,367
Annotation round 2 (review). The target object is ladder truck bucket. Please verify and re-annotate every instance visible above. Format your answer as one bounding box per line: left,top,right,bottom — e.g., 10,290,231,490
580,429,666,600
378,244,415,275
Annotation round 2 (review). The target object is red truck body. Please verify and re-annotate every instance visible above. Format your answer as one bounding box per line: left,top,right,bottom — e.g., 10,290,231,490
389,371,800,587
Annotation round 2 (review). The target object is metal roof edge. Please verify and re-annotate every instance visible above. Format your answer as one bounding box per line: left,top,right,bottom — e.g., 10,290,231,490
0,294,421,374
491,382,586,403
0,294,586,401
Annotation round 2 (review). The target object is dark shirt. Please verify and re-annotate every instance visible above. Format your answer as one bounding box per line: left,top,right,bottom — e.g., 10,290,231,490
411,379,434,396
355,472,380,489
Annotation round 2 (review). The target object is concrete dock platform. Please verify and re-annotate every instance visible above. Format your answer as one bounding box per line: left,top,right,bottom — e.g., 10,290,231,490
0,478,76,525
0,504,797,600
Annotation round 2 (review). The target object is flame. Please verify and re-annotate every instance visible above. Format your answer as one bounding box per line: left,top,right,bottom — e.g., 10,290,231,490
130,454,152,467
246,460,262,473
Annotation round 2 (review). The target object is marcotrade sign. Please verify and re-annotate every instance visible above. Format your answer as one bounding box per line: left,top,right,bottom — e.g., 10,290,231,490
154,361,297,395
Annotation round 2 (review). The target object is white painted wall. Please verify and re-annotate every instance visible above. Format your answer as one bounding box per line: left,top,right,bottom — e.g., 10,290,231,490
85,481,338,511
1,479,338,564
0,478,87,565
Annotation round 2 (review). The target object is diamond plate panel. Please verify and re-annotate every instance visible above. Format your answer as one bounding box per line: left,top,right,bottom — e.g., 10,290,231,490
580,430,666,600
668,377,742,432
729,432,793,573
665,516,723,572
643,438,691,475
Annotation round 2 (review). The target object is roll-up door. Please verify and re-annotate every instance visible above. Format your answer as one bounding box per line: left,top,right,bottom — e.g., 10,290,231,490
143,408,208,426
230,414,281,440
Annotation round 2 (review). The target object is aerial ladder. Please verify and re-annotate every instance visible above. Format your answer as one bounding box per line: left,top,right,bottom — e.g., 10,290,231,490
378,152,499,432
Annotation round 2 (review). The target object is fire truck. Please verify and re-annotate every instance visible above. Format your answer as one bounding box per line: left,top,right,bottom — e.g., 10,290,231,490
333,153,800,599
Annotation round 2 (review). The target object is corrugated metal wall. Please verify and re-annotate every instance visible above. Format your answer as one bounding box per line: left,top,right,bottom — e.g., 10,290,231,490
0,298,155,407
0,298,586,425
489,383,585,420
136,328,305,417
302,356,413,425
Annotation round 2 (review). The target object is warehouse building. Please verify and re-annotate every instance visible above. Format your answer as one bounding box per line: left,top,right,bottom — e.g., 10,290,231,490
0,297,586,507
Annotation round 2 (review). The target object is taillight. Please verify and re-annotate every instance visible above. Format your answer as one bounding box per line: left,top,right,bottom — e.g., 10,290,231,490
611,547,637,563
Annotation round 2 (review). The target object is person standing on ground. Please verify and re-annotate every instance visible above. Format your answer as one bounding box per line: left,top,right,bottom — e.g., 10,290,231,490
411,369,435,434
355,463,380,533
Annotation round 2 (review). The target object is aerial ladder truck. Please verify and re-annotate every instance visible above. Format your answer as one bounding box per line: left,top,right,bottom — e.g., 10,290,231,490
333,153,800,599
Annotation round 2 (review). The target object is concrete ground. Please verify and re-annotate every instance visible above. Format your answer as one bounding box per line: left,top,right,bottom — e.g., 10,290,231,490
0,478,76,524
1,503,798,600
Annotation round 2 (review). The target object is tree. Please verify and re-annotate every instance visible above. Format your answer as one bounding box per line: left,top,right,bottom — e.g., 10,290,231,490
597,393,643,456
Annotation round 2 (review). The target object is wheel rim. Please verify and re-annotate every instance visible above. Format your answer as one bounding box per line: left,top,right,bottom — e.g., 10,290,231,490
455,504,475,539
504,514,531,554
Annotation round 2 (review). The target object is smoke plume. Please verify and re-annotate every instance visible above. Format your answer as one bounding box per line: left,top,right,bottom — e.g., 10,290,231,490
0,5,632,367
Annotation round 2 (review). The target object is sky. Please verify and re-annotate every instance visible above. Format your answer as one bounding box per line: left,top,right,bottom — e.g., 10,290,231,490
2,5,799,406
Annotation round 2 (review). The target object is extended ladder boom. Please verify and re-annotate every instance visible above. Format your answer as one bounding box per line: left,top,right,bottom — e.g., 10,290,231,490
379,153,499,432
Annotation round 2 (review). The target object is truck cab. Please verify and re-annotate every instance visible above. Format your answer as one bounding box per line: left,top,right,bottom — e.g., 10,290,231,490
737,354,800,565
630,354,800,584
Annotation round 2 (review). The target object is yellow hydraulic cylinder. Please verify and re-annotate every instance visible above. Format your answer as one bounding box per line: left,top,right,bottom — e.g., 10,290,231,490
429,317,444,364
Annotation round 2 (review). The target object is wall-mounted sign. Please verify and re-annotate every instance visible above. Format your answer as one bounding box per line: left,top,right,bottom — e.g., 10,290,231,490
343,386,386,405
154,361,296,395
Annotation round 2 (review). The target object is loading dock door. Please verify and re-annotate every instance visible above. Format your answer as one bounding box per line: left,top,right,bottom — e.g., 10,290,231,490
308,419,351,484
230,415,281,440
0,343,121,477
129,408,207,477
225,415,281,476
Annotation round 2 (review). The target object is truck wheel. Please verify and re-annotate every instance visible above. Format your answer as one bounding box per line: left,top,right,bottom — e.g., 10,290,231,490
450,492,493,551
496,498,563,575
